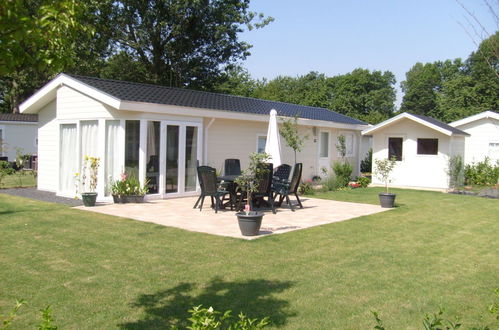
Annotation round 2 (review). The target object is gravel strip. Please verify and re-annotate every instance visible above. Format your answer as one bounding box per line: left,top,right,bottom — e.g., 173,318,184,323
0,188,83,206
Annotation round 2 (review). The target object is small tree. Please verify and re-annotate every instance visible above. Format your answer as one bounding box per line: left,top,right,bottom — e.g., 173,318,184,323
448,155,465,190
234,152,270,213
374,157,397,193
336,135,347,159
79,156,100,193
280,115,308,164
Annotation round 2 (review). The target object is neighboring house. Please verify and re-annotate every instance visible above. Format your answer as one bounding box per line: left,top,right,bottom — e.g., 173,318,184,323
20,73,367,201
362,112,469,190
449,111,499,164
0,113,38,161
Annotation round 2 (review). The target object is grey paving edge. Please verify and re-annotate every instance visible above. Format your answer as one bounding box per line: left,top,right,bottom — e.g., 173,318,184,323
0,188,83,206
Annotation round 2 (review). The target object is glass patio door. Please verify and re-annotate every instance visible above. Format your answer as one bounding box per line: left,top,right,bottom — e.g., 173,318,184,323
162,122,201,196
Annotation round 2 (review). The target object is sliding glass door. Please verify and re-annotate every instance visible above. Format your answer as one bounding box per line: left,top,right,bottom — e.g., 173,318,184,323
162,122,201,197
59,124,78,194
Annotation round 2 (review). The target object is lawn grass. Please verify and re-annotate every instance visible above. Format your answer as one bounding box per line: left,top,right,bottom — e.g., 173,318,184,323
0,188,497,329
0,171,37,188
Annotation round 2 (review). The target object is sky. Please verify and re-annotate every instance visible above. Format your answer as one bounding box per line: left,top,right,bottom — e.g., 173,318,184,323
240,0,498,107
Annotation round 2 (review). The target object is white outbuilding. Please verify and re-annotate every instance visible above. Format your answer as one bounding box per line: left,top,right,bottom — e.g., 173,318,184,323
362,112,469,190
0,113,38,162
449,111,499,165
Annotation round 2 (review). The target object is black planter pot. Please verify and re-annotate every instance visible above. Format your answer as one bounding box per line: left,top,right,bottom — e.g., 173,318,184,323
112,194,121,203
236,211,264,236
112,195,145,203
82,192,98,207
378,193,396,208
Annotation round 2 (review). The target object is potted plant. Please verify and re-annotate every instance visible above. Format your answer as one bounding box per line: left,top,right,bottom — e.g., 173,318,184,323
110,172,148,203
374,157,397,208
78,156,100,207
234,152,270,236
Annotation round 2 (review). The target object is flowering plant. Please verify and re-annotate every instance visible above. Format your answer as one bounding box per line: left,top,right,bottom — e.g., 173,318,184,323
75,156,100,194
110,172,148,196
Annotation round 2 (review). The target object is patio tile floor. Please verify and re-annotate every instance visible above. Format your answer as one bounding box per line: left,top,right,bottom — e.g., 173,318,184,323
74,196,390,240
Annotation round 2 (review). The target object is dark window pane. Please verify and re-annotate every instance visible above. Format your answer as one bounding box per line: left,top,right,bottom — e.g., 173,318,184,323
146,121,160,194
388,137,403,161
165,125,179,193
125,120,140,174
417,138,438,155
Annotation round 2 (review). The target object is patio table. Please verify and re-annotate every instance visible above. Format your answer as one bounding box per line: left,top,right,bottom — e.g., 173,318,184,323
217,175,240,209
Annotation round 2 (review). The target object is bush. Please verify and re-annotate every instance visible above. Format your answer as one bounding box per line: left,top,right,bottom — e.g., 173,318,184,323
184,305,269,329
332,161,352,188
464,157,499,186
360,148,372,173
0,160,15,175
357,176,371,188
298,181,314,195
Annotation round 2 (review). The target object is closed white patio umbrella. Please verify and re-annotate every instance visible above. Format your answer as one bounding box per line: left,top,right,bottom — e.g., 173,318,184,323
264,109,282,167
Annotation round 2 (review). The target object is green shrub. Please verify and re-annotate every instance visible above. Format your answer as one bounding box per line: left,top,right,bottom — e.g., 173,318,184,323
298,181,314,195
0,161,15,175
464,157,499,186
360,148,372,173
184,305,269,329
332,161,352,188
357,176,371,188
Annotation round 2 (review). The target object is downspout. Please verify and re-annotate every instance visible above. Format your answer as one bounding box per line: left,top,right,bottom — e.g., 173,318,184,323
204,118,216,165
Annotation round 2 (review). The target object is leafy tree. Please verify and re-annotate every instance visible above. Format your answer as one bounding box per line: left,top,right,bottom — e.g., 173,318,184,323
0,0,94,112
109,0,273,89
213,66,260,97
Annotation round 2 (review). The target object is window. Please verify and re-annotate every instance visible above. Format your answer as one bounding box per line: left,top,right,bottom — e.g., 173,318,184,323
0,128,3,156
125,120,140,173
146,121,160,194
489,142,499,161
257,135,267,153
338,132,355,157
417,138,438,155
320,132,329,157
388,137,403,161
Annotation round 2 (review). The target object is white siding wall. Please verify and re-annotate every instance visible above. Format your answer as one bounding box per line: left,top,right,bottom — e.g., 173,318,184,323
57,86,118,119
371,118,455,189
454,118,499,164
205,118,361,180
37,100,58,192
0,122,37,160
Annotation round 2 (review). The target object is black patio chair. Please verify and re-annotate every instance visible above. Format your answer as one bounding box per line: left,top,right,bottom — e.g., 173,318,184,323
193,166,228,213
273,164,292,183
224,159,241,176
237,163,276,214
273,163,303,211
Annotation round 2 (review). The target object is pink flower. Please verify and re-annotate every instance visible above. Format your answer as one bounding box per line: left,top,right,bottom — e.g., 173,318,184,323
120,173,127,181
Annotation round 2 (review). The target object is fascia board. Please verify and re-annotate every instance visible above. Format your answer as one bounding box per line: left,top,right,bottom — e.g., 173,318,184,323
119,100,367,130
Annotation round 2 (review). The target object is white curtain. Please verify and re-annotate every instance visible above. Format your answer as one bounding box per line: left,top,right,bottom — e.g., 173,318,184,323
105,121,121,195
80,121,99,191
59,124,78,193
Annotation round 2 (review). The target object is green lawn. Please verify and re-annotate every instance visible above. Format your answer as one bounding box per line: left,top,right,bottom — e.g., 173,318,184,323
0,172,37,188
0,188,497,329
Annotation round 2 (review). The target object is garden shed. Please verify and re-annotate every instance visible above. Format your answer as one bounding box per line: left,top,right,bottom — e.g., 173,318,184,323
362,112,469,190
20,73,368,201
449,111,499,164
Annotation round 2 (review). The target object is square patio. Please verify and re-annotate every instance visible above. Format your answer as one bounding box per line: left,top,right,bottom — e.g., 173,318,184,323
74,196,390,239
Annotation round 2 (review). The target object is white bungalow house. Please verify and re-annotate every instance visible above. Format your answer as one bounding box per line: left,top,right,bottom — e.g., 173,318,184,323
362,112,469,190
0,113,38,162
449,111,499,165
20,73,368,201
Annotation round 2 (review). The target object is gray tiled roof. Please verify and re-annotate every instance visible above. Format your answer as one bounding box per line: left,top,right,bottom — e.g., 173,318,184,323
66,74,366,125
0,113,38,122
409,113,469,136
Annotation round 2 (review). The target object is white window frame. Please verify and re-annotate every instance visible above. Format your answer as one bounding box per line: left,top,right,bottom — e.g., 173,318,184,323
416,138,439,157
338,131,355,157
384,134,405,162
319,131,330,158
256,134,267,154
